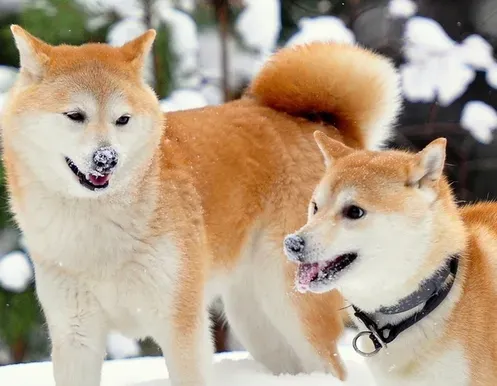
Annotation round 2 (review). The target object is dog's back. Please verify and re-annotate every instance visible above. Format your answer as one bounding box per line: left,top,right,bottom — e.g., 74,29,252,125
449,203,497,385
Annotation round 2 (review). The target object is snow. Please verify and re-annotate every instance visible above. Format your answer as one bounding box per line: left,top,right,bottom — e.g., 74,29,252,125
388,0,417,18
486,63,497,89
404,17,456,58
160,89,208,112
156,4,198,58
400,17,494,105
235,0,281,54
460,101,497,144
401,17,497,105
0,251,33,293
77,0,144,19
0,330,376,385
106,332,141,360
155,2,199,85
107,18,147,47
286,16,355,47
457,34,494,71
0,66,17,92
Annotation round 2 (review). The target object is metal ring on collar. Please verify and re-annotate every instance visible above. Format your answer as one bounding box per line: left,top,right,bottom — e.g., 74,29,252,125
352,330,386,357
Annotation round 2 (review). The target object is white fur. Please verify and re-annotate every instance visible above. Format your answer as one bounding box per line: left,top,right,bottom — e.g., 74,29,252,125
303,185,434,311
352,273,469,386
292,178,471,385
8,91,159,198
7,87,214,386
221,229,339,376
18,182,214,386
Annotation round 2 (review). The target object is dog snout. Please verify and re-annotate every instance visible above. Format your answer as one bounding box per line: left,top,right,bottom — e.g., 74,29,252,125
284,234,306,261
92,146,118,174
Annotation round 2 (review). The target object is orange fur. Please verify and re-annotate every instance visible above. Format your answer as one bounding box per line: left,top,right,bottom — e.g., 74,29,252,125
302,133,497,385
1,26,401,384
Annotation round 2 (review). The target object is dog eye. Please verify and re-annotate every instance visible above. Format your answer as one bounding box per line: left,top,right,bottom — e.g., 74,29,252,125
64,111,86,123
115,115,130,126
312,201,318,215
343,205,365,220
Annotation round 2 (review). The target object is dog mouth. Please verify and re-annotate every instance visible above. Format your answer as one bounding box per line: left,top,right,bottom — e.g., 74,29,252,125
65,157,112,191
296,253,358,293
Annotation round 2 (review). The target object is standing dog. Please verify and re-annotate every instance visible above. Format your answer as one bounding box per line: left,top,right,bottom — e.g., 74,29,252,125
1,26,400,386
285,132,497,385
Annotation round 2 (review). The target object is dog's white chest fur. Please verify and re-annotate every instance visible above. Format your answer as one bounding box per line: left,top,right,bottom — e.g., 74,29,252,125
17,190,179,338
367,344,469,386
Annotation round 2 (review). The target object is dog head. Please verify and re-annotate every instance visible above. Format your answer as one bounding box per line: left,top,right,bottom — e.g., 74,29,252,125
284,132,461,311
1,26,163,198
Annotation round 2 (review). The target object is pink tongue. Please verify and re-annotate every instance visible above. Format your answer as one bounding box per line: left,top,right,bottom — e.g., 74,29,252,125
88,174,110,186
297,262,320,288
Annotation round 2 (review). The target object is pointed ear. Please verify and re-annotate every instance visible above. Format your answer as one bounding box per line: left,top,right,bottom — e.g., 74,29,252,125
313,131,353,167
121,29,156,71
11,25,51,79
408,138,447,187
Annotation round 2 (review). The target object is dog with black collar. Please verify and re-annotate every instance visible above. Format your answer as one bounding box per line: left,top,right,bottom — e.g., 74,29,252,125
284,132,497,386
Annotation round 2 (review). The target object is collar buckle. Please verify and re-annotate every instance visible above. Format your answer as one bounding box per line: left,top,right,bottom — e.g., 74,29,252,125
352,329,388,357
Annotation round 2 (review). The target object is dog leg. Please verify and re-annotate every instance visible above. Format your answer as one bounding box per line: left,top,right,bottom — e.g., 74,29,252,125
154,300,213,386
153,242,214,386
288,288,347,380
223,286,303,375
36,267,106,386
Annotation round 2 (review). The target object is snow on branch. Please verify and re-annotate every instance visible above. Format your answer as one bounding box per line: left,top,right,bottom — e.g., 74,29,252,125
461,101,497,144
0,251,33,293
286,16,355,47
235,0,281,54
388,0,418,19
401,17,495,107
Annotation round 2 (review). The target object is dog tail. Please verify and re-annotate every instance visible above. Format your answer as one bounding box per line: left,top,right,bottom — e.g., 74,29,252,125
247,42,402,150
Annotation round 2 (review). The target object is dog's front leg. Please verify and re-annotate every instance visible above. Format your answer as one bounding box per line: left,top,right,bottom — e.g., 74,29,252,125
36,267,106,386
152,250,214,386
155,307,213,386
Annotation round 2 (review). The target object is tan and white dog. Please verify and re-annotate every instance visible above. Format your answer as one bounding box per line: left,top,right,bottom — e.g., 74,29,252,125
285,133,497,386
1,26,401,386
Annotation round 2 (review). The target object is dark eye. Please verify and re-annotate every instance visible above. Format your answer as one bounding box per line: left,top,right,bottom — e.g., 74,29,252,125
343,205,365,220
115,115,130,126
64,111,86,123
312,201,318,215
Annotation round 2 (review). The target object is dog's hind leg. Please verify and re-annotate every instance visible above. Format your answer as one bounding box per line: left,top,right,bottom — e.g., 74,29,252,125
222,284,303,375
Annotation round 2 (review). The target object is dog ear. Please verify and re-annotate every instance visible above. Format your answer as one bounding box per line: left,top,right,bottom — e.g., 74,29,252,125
408,138,447,188
121,29,156,74
11,25,51,80
313,131,353,167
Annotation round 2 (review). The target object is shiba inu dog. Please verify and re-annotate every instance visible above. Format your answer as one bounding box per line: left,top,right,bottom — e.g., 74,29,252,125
285,132,497,386
1,25,400,386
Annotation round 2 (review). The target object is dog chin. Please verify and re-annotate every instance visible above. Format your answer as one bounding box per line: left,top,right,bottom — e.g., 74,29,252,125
296,278,340,294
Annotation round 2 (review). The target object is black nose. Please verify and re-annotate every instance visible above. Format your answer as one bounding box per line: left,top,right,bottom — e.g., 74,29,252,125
284,234,306,261
92,147,118,173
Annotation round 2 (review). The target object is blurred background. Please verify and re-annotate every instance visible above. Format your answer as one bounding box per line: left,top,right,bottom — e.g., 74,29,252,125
0,0,497,365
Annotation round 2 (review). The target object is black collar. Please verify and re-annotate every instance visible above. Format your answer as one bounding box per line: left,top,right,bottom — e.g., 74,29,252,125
351,255,459,357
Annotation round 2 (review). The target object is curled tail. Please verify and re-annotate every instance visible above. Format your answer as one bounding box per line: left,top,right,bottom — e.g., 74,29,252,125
248,42,402,150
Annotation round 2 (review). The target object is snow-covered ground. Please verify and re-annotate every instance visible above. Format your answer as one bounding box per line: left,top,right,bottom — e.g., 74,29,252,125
0,330,376,385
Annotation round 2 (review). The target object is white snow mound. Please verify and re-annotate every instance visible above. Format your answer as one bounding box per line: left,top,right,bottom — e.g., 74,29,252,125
0,350,375,386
